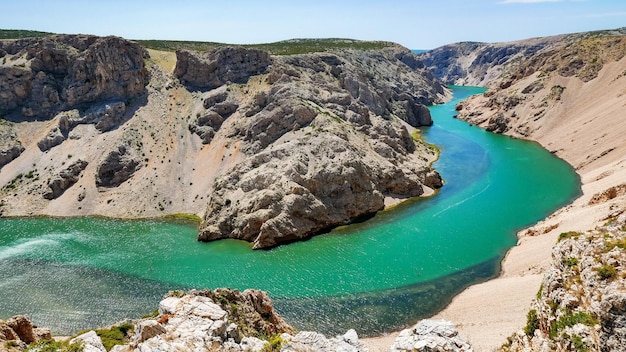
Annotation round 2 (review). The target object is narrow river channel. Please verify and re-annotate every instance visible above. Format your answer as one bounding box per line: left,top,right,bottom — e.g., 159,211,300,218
0,86,580,335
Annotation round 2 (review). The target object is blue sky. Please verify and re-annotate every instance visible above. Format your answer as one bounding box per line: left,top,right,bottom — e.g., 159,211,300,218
3,0,625,49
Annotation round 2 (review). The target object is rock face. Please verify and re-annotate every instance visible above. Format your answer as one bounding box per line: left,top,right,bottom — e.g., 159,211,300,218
419,28,626,87
0,35,148,120
0,34,446,248
0,315,51,350
391,320,473,352
175,47,272,90
96,141,143,188
0,121,24,169
504,215,626,352
192,46,446,248
43,159,88,199
62,289,366,352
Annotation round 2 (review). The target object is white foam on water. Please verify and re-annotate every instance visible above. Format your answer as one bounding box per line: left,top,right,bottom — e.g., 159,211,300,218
0,232,76,260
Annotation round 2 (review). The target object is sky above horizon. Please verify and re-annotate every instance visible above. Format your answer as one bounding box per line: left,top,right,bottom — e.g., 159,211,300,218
3,0,626,49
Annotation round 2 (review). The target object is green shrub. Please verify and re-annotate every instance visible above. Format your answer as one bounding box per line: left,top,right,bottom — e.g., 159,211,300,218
558,231,581,242
262,335,285,352
94,323,134,351
571,334,589,352
549,311,597,338
524,309,540,337
565,257,579,267
596,264,617,280
25,339,84,352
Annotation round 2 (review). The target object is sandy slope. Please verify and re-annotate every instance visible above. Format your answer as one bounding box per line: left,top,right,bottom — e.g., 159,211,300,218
364,55,626,352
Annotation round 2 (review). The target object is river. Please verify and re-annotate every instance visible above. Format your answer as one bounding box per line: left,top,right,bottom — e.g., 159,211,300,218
0,86,580,335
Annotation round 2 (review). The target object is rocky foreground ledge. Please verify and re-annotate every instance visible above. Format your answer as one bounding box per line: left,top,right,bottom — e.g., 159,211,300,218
0,289,472,352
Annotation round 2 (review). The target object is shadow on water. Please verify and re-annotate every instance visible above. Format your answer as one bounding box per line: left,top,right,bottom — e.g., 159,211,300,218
274,257,500,337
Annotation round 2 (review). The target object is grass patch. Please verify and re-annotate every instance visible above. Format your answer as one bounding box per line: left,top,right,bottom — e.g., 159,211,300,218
571,334,589,352
605,237,626,251
262,334,285,352
558,231,581,242
25,339,84,352
524,309,540,337
137,38,394,56
596,264,617,280
94,323,134,351
565,257,579,267
142,309,159,319
549,311,597,339
161,213,202,226
0,29,53,40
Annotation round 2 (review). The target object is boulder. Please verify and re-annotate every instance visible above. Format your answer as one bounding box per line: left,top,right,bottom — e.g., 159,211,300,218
44,159,88,200
70,330,106,352
391,319,473,352
96,143,142,188
37,127,66,151
282,329,367,352
0,122,24,169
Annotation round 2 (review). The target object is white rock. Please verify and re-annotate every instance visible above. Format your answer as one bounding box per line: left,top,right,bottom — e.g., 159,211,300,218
70,330,106,352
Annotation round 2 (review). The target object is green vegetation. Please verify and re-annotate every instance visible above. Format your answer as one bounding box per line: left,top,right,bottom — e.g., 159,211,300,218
137,38,394,56
262,334,285,352
558,231,581,242
25,339,84,352
0,29,53,40
565,257,579,267
161,213,202,226
524,309,540,337
142,309,160,319
571,334,590,352
93,323,134,351
596,264,617,280
549,311,598,339
605,237,626,251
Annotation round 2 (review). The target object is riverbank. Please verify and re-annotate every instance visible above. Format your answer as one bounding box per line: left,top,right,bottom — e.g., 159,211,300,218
364,54,626,352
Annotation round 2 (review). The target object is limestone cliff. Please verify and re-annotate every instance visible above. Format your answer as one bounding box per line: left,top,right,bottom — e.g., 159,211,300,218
192,47,445,248
0,34,447,249
420,28,626,351
505,215,626,352
0,289,368,352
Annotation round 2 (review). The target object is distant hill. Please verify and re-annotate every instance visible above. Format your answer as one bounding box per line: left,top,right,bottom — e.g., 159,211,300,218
0,29,53,39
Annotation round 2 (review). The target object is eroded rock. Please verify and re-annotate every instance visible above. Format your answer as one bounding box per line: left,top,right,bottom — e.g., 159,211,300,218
175,47,271,90
391,319,473,352
43,160,88,200
96,142,142,188
0,35,148,120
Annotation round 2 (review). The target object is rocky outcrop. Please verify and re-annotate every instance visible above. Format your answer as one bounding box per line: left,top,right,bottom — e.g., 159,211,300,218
0,34,446,248
96,140,142,188
0,121,24,169
194,46,445,248
0,35,148,120
188,88,238,144
43,159,88,199
504,215,626,352
49,289,365,352
391,320,473,352
420,28,626,87
175,47,272,90
0,315,51,350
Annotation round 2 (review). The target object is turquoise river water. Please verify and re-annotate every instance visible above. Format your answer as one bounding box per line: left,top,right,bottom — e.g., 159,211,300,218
0,86,580,336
